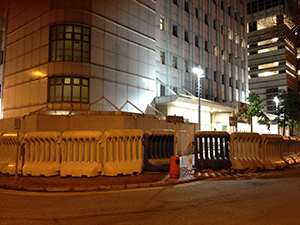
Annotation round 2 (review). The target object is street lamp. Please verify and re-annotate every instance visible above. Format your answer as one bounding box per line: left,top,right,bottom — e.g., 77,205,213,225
192,67,204,130
273,96,279,134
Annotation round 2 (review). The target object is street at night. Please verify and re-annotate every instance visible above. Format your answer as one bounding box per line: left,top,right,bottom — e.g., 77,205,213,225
0,165,299,225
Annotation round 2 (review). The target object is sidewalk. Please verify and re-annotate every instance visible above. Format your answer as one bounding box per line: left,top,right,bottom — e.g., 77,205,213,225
0,165,299,192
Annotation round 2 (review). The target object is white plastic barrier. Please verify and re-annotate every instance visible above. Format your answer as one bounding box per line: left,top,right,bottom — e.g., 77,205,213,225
60,131,103,177
230,132,263,171
281,136,294,165
102,129,144,176
261,134,285,170
0,133,23,175
22,131,61,176
288,137,300,163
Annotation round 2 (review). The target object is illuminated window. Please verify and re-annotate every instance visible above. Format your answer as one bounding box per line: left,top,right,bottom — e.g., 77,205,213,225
258,71,279,77
214,46,218,56
257,16,277,30
160,17,165,30
50,25,90,62
173,56,178,69
257,37,278,46
258,62,279,70
258,46,278,53
48,77,89,103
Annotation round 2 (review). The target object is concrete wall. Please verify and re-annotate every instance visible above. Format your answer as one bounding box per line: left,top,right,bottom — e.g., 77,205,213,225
0,112,198,138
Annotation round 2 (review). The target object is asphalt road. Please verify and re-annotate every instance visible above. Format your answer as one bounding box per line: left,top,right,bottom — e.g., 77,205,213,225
0,167,300,225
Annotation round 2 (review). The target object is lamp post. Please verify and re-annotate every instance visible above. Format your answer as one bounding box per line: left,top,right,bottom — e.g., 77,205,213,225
192,67,204,131
273,96,279,134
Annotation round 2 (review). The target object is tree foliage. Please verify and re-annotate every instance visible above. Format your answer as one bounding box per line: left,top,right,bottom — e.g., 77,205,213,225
238,93,270,132
276,89,300,136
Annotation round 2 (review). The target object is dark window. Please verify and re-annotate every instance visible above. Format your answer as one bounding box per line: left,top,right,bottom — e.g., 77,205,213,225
228,6,231,16
205,14,208,24
50,25,90,62
185,30,189,42
195,7,199,19
266,0,272,9
222,74,225,84
48,77,89,103
160,51,165,64
173,0,178,5
221,1,224,10
173,24,178,37
184,0,189,12
205,41,208,51
248,22,257,32
185,60,189,72
258,0,264,11
160,84,166,96
277,14,284,25
229,77,232,87
0,51,3,64
214,71,217,81
195,35,199,47
213,20,217,30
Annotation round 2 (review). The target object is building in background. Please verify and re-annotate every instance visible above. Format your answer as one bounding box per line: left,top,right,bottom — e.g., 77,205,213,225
247,0,300,114
0,0,248,131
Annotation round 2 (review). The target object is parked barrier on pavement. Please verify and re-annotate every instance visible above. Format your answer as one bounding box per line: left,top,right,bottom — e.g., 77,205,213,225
60,131,103,177
287,137,300,163
22,131,62,176
230,132,263,171
143,129,174,172
261,134,285,170
194,131,231,170
0,133,23,175
102,129,144,176
281,136,295,165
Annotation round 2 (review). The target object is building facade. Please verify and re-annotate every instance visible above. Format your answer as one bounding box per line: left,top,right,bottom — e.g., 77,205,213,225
247,0,300,114
0,0,248,131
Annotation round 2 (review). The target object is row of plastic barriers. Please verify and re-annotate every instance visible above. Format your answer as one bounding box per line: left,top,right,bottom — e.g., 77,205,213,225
194,131,300,171
0,129,174,177
1,130,299,177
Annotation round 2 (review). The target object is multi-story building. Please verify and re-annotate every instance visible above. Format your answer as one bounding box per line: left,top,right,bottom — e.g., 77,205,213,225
247,0,300,114
0,0,248,131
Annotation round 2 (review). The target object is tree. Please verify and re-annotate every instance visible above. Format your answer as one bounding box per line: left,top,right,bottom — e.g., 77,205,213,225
276,89,300,136
238,93,270,132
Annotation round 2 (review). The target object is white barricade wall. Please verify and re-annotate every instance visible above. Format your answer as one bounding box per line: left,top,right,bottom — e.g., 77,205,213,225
0,133,23,175
22,131,62,176
288,137,300,163
261,134,285,170
102,129,144,176
60,131,103,177
230,132,263,170
281,136,294,165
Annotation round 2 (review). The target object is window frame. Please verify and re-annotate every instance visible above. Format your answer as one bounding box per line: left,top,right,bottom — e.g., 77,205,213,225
50,24,90,62
48,76,89,103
